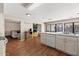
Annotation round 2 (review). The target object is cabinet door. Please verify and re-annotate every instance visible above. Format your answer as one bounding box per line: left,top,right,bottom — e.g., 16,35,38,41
56,35,65,51
0,40,5,56
65,36,77,55
41,33,56,48
77,37,79,55
47,34,55,48
41,33,48,45
44,34,49,45
74,37,78,55
41,33,46,44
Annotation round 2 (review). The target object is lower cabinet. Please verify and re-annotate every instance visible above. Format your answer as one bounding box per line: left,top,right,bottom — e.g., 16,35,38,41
41,33,47,45
41,33,78,55
64,36,77,55
41,33,55,48
56,35,65,51
77,37,79,55
0,40,5,56
46,34,55,48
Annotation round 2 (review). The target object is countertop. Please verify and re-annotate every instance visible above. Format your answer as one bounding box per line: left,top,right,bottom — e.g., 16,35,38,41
42,32,79,37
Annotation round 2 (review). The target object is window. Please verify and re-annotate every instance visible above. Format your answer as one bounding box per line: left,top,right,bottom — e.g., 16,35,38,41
56,23,63,32
64,22,73,34
33,23,38,32
74,22,79,34
50,24,55,32
46,24,51,32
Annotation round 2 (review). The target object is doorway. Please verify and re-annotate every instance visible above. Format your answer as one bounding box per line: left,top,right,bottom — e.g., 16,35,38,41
5,19,21,41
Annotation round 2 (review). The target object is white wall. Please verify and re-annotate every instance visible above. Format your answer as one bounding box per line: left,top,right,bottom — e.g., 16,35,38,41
0,13,4,36
41,23,45,32
5,20,20,36
0,3,3,13
21,20,33,41
0,3,4,36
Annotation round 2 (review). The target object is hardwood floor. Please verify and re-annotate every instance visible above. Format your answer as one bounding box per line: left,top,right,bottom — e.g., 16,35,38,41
6,36,69,56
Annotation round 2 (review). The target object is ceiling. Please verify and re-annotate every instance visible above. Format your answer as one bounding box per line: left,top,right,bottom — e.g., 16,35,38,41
4,3,79,23
4,3,42,23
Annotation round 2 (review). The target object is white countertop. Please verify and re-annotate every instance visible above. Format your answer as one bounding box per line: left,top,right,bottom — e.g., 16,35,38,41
42,32,79,37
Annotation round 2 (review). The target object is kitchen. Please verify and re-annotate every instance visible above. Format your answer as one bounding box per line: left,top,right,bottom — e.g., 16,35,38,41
0,3,79,56
41,17,79,55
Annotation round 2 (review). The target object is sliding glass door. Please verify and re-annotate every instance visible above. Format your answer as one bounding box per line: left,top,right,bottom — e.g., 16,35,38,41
74,22,79,34
64,22,73,34
56,23,63,32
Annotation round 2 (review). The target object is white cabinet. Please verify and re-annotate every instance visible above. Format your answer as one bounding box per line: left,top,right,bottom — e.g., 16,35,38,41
41,33,49,45
56,35,77,55
46,34,55,48
74,37,78,55
77,37,79,55
41,33,78,55
0,40,5,56
41,33,47,45
41,33,55,48
64,36,77,55
56,35,65,51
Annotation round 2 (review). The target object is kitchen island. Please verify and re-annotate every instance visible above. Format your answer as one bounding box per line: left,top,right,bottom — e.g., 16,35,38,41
41,32,79,55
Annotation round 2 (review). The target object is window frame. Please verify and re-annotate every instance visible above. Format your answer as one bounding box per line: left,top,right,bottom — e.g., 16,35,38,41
45,24,51,32
64,22,73,34
56,23,63,32
50,24,55,32
74,22,79,34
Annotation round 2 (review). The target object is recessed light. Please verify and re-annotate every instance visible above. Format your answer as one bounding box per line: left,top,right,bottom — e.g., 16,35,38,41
22,3,33,8
26,13,31,16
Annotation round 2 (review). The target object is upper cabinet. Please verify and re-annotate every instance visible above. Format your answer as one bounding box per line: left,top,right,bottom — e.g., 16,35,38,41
64,22,73,34
74,22,79,34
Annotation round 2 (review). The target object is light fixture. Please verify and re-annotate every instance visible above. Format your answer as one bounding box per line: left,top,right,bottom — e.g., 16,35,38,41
22,3,33,8
26,13,31,16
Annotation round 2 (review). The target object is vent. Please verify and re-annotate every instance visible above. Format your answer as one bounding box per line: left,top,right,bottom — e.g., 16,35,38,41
22,3,33,8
